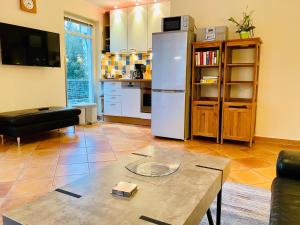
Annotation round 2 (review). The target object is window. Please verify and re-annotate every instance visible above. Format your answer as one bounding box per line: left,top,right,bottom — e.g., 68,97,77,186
64,17,94,106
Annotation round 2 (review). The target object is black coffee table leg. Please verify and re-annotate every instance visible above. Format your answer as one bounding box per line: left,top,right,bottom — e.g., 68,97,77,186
216,189,222,225
206,209,214,225
206,188,223,225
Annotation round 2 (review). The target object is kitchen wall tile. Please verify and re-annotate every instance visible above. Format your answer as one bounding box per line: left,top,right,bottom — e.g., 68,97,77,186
101,52,152,79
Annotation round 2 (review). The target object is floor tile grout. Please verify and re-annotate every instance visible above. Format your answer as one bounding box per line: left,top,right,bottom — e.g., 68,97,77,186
0,122,293,216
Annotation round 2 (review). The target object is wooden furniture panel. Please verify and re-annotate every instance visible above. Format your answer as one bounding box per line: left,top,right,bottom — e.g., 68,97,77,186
222,105,252,141
191,38,261,145
191,41,223,143
221,38,261,146
225,38,262,47
192,105,218,138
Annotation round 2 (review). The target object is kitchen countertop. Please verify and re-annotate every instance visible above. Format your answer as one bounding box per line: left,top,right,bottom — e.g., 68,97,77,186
100,79,151,83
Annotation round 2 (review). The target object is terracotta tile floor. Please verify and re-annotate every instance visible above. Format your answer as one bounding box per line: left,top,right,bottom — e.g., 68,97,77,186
0,122,299,224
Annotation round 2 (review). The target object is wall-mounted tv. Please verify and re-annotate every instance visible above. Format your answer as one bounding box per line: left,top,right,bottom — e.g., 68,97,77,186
0,22,61,67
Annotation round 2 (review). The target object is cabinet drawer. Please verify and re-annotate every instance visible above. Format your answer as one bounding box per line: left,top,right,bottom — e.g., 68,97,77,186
104,88,122,96
104,101,122,116
223,105,252,141
192,105,218,137
103,82,122,89
105,95,122,103
103,82,122,95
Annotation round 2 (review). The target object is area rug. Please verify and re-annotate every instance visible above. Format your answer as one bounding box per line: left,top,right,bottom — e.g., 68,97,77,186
200,182,271,225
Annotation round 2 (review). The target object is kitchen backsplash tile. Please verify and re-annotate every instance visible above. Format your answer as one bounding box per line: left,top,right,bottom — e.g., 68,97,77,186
101,52,152,78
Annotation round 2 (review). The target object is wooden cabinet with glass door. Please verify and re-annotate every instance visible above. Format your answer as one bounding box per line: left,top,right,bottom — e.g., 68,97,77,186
221,38,262,146
191,41,223,143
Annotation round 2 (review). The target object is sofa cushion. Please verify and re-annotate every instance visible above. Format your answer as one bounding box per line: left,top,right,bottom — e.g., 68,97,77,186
270,177,300,225
0,107,81,126
277,150,300,180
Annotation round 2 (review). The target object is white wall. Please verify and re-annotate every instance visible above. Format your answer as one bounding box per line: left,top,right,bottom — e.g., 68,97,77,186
171,0,300,141
0,0,103,112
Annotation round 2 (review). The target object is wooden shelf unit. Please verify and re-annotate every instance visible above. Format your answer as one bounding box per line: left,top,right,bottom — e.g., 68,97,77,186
221,38,262,146
196,65,220,68
227,63,256,67
191,41,223,143
226,81,254,85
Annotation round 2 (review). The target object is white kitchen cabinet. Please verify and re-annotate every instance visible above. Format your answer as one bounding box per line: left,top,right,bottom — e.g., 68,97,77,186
140,112,151,120
110,8,128,53
104,101,122,116
103,82,122,96
121,86,141,118
103,82,151,120
127,5,148,52
147,2,170,50
109,2,170,53
103,82,122,116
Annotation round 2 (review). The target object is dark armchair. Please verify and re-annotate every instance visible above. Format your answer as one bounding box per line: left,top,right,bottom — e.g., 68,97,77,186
270,150,300,225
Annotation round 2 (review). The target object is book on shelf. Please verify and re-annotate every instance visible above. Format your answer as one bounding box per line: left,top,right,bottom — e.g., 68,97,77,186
203,75,218,80
200,75,218,84
195,50,220,66
200,79,218,84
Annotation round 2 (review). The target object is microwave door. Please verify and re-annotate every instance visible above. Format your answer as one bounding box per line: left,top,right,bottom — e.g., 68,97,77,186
163,16,181,32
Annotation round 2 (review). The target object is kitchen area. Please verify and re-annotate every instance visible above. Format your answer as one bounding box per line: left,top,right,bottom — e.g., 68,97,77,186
98,1,194,141
98,1,170,125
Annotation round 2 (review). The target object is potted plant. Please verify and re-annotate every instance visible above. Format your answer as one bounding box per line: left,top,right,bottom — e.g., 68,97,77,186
228,9,255,39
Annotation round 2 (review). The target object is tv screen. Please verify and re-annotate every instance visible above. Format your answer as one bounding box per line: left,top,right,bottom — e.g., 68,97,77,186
0,22,61,67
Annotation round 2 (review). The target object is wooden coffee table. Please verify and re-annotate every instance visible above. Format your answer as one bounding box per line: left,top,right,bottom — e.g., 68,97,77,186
3,147,230,225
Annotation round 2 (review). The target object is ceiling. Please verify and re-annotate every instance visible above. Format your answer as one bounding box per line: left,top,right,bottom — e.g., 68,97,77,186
86,0,164,10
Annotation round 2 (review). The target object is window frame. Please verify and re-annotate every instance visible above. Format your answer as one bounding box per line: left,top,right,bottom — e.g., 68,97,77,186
64,16,96,106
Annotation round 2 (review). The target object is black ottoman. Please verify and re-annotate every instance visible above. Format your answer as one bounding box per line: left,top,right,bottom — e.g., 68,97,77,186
0,107,81,146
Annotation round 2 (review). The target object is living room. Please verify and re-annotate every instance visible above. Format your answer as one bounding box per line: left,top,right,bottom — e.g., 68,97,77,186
0,0,299,225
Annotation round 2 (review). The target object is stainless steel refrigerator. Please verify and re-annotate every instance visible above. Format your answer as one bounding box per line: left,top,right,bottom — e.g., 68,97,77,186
151,31,194,140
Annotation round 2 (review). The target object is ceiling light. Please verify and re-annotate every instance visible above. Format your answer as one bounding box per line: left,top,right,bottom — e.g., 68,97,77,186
114,5,118,9
153,0,157,2
135,1,139,6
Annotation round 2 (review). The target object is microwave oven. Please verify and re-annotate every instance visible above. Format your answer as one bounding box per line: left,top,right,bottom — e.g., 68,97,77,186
162,16,195,32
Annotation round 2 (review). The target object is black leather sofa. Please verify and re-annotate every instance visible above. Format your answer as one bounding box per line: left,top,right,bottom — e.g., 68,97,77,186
270,150,300,225
0,107,81,146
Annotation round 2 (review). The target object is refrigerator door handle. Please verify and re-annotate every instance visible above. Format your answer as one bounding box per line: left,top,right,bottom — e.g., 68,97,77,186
152,89,185,93
152,89,162,93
